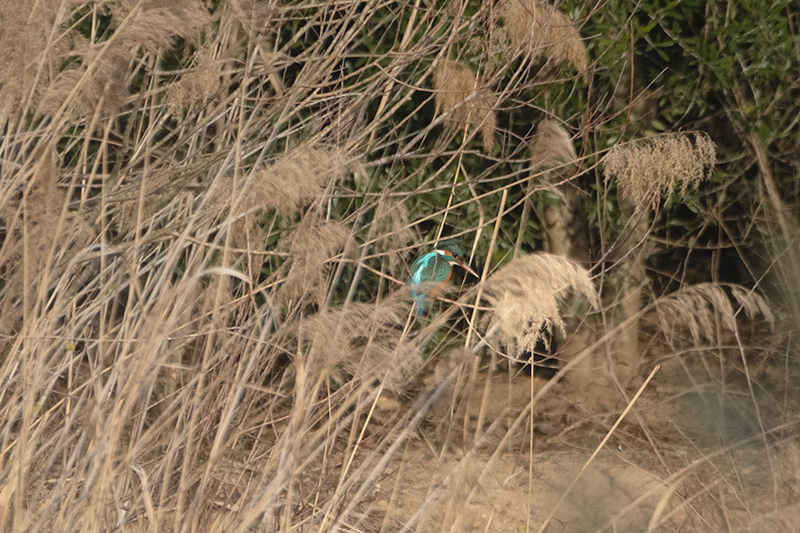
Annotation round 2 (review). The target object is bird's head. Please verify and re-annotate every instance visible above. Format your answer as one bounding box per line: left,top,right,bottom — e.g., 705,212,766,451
434,239,479,278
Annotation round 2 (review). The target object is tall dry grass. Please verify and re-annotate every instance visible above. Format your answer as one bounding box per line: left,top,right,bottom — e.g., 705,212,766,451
0,1,793,532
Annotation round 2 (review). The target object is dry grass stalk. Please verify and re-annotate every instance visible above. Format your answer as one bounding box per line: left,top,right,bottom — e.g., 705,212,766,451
0,1,789,531
280,214,355,306
425,346,474,428
109,0,209,49
496,0,587,73
219,0,276,34
531,121,588,262
38,50,129,118
0,147,92,336
433,61,497,151
650,283,772,344
0,0,77,123
483,253,598,356
204,146,349,248
112,171,177,233
603,132,717,213
300,292,422,393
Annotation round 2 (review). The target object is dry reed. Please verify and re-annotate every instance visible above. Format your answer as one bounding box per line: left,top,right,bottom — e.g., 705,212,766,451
649,283,772,344
300,292,422,393
530,119,577,173
0,1,789,531
483,253,598,356
0,0,75,122
250,146,348,216
603,132,717,213
433,60,497,151
0,147,93,338
37,0,209,119
373,197,413,270
165,43,224,114
112,170,178,233
206,146,350,243
496,0,587,73
279,214,355,306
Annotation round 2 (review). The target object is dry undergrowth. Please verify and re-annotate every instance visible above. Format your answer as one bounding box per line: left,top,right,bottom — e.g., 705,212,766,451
0,1,793,532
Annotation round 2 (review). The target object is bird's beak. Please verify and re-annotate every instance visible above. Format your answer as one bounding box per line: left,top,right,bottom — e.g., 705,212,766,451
453,256,479,278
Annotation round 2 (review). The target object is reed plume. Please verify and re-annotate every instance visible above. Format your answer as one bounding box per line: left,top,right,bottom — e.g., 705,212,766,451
496,0,587,73
0,147,92,337
373,198,413,270
530,119,577,173
204,146,350,243
251,146,349,216
300,292,422,392
166,43,224,113
38,0,209,119
0,0,76,122
279,214,355,306
483,253,598,356
650,283,772,344
603,132,717,213
433,60,497,151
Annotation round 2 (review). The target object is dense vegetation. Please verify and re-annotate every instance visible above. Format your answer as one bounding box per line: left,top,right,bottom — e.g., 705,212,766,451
0,0,797,531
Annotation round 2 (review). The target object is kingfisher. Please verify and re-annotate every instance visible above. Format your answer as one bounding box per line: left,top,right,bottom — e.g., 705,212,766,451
408,240,479,315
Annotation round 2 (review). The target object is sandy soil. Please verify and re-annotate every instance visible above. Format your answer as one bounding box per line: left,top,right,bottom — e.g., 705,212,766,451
360,362,800,533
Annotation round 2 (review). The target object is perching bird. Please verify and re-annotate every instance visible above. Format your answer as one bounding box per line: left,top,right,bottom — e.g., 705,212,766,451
408,240,479,315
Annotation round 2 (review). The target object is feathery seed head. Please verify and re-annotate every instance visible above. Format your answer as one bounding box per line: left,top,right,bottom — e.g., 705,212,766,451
373,198,413,270
483,253,597,356
651,283,772,345
279,214,356,307
495,0,587,74
433,60,497,151
253,147,348,215
300,292,423,393
530,119,577,174
603,132,717,213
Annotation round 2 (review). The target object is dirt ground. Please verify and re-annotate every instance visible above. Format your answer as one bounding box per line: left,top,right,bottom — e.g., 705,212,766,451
362,358,800,533
190,331,799,532
372,446,673,531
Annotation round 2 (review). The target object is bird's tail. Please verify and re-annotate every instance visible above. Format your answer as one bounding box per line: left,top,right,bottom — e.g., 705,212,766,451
411,289,426,316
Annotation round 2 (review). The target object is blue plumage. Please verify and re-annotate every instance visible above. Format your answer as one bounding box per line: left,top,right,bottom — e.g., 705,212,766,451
407,240,478,315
